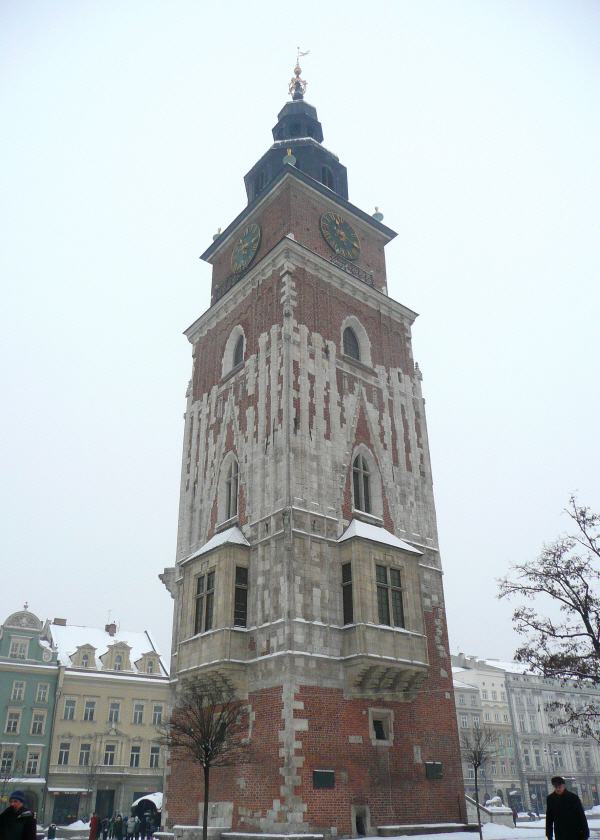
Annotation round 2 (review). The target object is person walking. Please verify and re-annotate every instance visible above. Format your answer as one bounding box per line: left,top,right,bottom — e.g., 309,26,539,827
0,791,37,840
512,805,518,827
546,776,589,840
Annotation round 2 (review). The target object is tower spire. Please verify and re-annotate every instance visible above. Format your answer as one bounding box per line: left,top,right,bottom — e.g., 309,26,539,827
289,49,308,100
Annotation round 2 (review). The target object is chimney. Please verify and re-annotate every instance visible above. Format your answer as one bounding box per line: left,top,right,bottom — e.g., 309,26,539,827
53,618,67,626
105,622,117,637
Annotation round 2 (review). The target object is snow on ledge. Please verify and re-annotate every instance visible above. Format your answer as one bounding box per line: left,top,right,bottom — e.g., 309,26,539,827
338,519,422,554
182,526,250,563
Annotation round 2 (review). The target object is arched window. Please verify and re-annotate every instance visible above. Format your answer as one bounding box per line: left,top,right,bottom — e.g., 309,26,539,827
321,166,334,189
233,335,244,367
343,327,360,361
353,454,371,513
81,653,89,668
226,459,239,520
114,655,122,672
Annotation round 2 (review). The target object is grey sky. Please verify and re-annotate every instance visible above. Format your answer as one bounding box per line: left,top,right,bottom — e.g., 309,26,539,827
2,1,599,663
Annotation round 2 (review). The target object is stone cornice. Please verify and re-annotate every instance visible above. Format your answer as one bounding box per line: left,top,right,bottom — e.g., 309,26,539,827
185,236,418,346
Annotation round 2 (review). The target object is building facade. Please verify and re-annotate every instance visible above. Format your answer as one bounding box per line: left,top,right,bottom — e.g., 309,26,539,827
0,607,59,820
161,64,465,836
452,661,521,809
453,654,600,812
44,620,169,824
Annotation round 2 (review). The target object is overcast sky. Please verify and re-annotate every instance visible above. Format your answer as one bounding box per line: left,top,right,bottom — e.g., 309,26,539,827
2,0,599,664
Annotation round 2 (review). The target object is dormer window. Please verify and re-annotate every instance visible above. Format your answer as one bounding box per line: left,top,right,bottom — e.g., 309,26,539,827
147,659,154,673
321,166,334,190
81,653,89,668
114,654,122,671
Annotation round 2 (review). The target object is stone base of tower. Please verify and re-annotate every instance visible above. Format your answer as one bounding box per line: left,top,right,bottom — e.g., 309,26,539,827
164,679,465,837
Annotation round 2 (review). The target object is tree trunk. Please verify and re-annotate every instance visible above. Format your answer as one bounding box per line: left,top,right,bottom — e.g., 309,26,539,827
202,765,210,840
474,769,483,840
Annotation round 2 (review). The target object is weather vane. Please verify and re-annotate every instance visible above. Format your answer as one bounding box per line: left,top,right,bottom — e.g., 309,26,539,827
289,48,309,100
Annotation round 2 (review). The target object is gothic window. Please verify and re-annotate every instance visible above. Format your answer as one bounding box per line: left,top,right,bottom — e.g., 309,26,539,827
375,565,405,628
353,454,371,513
194,570,215,635
343,327,360,361
226,459,239,520
233,334,244,367
341,563,353,625
321,166,334,189
234,566,248,627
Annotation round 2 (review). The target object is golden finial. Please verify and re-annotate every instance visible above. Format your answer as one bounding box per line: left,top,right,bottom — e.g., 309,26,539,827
289,48,309,100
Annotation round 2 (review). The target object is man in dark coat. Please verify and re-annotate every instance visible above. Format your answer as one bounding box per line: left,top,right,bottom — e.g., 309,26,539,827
0,791,37,840
546,776,589,840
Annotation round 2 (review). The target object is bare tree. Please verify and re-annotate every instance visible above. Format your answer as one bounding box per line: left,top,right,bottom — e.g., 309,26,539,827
158,677,246,840
0,746,25,804
78,744,103,814
461,727,498,840
499,496,600,738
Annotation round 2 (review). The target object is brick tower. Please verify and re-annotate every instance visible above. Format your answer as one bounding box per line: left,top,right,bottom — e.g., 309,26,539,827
161,61,465,836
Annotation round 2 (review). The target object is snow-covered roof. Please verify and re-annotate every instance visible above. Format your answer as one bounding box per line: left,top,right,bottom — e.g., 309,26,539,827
50,624,168,676
453,676,480,691
338,520,422,554
181,525,250,564
132,792,162,810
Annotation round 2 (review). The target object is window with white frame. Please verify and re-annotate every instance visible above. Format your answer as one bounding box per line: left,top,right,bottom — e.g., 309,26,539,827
36,683,49,703
471,695,477,706
103,744,116,766
63,698,76,720
473,716,480,729
12,681,25,701
460,715,468,728
150,746,160,768
31,713,45,735
152,705,163,726
58,743,70,765
26,751,40,775
133,703,144,724
0,749,14,774
459,694,465,706
79,744,91,766
84,700,95,722
6,711,20,733
9,639,28,660
108,702,120,724
130,746,141,767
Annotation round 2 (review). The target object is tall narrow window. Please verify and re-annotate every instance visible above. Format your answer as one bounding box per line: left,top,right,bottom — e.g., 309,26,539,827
81,653,89,667
375,565,405,628
84,700,95,722
109,702,120,724
26,752,39,775
205,571,215,631
58,743,70,765
353,454,371,513
79,744,91,766
343,327,360,361
321,166,334,189
36,683,49,703
234,566,248,627
63,699,75,720
226,460,239,520
150,746,160,768
1,751,14,774
31,713,45,735
104,744,115,766
341,563,353,625
233,335,244,367
130,746,141,767
195,571,216,634
114,654,122,671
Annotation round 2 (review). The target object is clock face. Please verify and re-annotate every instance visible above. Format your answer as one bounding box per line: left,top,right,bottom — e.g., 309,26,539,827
231,223,261,273
320,212,361,261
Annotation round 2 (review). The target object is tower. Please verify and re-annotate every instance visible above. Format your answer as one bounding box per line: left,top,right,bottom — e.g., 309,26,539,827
161,62,465,836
